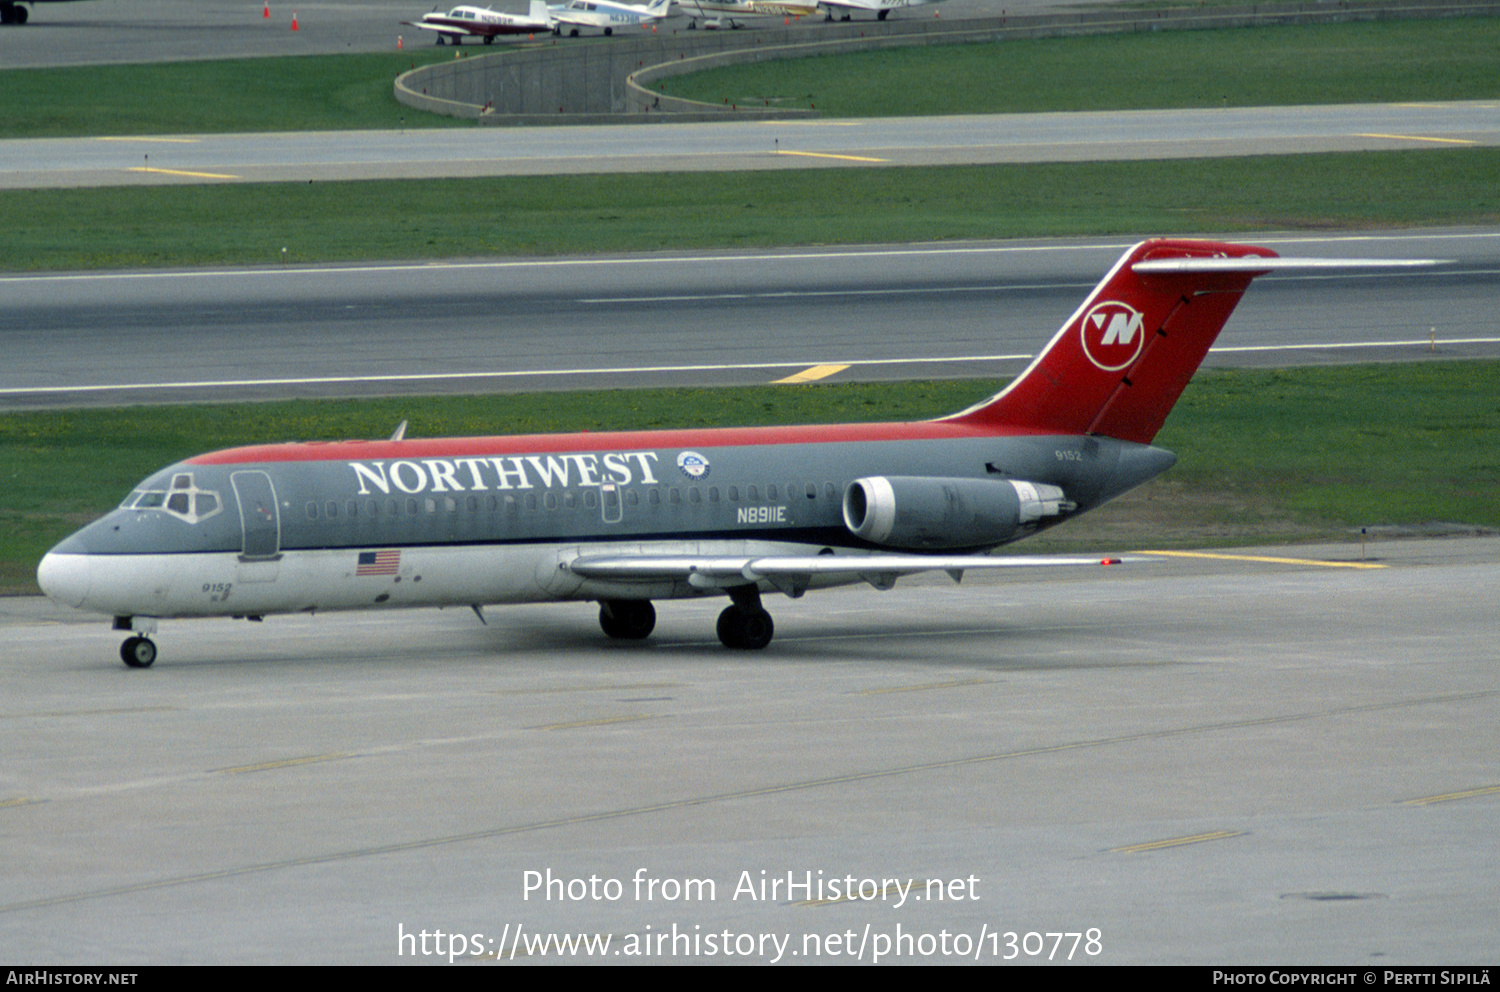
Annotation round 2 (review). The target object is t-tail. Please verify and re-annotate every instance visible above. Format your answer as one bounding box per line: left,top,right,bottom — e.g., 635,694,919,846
943,238,1281,445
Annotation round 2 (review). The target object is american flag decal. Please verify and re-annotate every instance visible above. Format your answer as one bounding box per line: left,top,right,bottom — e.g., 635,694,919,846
356,550,401,576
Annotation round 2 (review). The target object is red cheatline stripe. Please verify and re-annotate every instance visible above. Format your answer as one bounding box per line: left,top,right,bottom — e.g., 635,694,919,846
187,420,1044,465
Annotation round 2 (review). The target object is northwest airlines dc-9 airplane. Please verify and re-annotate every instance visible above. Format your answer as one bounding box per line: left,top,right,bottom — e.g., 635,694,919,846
38,240,1430,667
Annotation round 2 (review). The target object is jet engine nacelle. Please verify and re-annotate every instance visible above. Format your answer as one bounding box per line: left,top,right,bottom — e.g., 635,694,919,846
842,476,1069,550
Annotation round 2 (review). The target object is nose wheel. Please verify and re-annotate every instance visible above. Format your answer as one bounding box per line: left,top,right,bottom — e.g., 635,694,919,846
120,636,157,668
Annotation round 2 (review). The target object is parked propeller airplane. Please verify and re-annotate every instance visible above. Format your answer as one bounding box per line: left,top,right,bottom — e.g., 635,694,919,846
549,0,671,35
37,239,1433,667
403,3,553,43
677,0,817,29
818,0,944,20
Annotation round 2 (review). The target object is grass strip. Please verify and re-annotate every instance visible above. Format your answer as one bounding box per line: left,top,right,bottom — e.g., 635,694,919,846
4,363,1497,593
4,148,1499,271
1,20,1494,137
662,18,1500,115
0,51,469,138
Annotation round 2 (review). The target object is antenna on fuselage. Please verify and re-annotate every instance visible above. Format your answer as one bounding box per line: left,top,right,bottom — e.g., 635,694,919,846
390,420,408,442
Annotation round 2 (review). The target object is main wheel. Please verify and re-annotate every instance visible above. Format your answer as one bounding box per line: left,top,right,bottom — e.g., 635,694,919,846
716,605,774,650
120,636,157,668
599,600,656,640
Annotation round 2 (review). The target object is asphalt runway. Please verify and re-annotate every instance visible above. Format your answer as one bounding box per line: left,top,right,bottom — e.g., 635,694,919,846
1,536,1496,963
3,229,1497,409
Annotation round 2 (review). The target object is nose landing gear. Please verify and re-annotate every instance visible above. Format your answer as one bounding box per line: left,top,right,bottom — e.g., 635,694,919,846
120,636,157,668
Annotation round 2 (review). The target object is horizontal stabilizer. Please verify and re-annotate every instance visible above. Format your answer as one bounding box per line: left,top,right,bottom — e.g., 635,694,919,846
1132,257,1442,274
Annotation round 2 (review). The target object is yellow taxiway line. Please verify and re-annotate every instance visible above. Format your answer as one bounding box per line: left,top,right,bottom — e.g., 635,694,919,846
1138,550,1388,570
529,715,658,732
217,752,353,774
774,150,888,163
1111,830,1245,854
1401,784,1500,806
127,166,241,180
1353,132,1475,145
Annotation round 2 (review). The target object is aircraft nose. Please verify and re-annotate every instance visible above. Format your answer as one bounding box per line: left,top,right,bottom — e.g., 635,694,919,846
37,552,92,609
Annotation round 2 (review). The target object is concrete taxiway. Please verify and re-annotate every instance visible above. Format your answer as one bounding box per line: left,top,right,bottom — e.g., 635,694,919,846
1,537,1495,963
4,101,1498,189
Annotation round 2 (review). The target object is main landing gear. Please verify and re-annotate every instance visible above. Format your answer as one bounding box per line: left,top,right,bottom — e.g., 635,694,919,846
599,599,656,640
120,636,157,668
717,585,774,650
597,587,776,650
717,603,773,650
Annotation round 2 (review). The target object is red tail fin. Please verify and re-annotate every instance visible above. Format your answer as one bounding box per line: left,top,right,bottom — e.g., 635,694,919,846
944,239,1278,444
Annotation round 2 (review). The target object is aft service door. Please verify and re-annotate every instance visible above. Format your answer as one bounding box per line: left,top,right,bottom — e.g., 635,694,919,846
232,471,281,560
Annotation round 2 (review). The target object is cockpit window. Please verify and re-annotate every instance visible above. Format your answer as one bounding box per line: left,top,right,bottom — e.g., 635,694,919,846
123,473,224,524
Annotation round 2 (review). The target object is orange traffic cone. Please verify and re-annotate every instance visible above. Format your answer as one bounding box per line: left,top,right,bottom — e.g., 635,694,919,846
291,11,298,30
262,2,270,19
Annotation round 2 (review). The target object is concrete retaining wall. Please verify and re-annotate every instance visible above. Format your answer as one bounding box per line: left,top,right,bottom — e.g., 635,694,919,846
391,0,1500,124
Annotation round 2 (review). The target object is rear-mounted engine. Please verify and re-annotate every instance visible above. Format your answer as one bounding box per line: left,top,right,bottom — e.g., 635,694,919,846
842,476,1071,550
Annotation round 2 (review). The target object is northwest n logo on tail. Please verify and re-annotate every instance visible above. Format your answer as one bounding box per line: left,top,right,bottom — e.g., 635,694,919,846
1080,301,1145,371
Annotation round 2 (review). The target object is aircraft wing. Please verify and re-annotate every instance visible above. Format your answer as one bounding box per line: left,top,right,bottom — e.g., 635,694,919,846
401,20,478,37
748,0,818,13
546,6,593,25
566,552,1128,594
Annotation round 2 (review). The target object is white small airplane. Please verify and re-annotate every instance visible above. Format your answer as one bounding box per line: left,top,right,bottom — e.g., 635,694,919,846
819,0,944,20
676,0,816,29
549,0,671,36
403,3,554,44
37,239,1436,667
